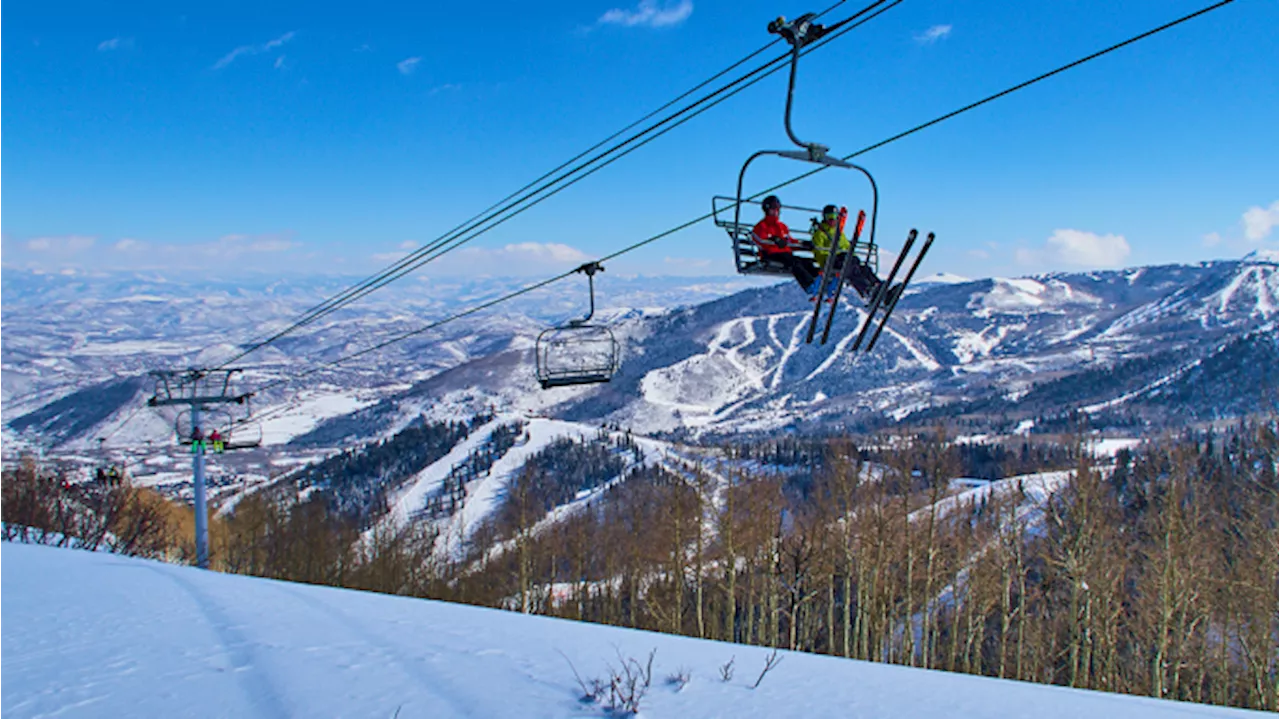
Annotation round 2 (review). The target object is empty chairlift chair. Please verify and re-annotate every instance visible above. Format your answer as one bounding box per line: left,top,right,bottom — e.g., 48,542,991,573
535,262,620,389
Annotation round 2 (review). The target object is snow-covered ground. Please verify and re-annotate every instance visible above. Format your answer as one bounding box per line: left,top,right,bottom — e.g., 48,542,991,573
3,543,1265,719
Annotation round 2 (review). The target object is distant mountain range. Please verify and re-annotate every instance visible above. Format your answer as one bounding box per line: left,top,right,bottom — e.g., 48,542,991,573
309,253,1278,442
3,254,1276,458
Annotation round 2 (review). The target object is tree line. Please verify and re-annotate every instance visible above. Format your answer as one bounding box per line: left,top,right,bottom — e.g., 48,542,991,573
446,421,1277,711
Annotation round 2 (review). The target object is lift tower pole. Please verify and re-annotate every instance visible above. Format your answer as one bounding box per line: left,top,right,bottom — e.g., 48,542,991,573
148,369,249,569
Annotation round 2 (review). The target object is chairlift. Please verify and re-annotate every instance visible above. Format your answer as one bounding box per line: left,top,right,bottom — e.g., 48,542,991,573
535,262,620,389
711,12,935,351
173,407,263,452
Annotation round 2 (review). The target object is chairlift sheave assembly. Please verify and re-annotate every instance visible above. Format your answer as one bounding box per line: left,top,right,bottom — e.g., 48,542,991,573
711,12,936,352
535,262,620,389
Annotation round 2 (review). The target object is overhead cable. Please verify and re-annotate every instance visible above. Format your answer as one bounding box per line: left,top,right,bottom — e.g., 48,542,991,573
240,0,1238,400
213,0,898,369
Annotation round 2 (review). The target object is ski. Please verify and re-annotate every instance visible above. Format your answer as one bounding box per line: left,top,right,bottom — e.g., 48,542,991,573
819,209,866,345
865,231,935,352
851,228,917,352
805,207,846,344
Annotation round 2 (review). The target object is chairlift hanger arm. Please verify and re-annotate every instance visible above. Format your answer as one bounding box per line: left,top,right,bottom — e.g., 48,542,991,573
769,13,834,158
569,262,606,326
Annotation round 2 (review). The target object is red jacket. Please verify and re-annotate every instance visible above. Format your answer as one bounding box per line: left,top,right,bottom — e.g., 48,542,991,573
752,216,792,256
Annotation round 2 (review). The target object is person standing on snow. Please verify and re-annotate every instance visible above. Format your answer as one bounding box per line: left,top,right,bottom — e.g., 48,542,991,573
751,195,819,297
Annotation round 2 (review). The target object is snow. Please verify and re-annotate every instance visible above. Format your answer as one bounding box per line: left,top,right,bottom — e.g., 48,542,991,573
256,390,379,445
382,416,510,529
1080,358,1202,414
908,471,1071,526
953,324,1016,363
914,271,971,286
1090,437,1142,458
436,418,613,560
68,340,196,356
4,542,1264,719
1243,247,1280,264
971,278,1101,318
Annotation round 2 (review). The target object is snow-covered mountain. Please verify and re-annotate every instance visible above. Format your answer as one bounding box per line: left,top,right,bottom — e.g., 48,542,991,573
8,542,1261,719
295,255,1278,442
3,255,1276,461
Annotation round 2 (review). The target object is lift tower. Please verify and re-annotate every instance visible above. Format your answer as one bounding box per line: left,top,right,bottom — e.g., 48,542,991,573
148,369,250,569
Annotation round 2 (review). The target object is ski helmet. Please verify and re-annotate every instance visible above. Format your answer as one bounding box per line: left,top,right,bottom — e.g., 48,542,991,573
762,195,782,213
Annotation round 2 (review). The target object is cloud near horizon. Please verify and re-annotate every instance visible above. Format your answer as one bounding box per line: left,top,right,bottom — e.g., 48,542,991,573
598,0,693,29
367,241,589,275
914,24,952,45
5,232,306,273
26,235,96,254
1017,229,1131,269
214,31,295,70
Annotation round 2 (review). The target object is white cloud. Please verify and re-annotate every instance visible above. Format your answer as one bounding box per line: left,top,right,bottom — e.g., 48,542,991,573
500,242,588,264
248,239,297,253
214,31,295,70
598,0,693,29
663,256,712,268
914,24,952,45
6,231,316,273
429,83,462,96
397,57,422,75
207,233,299,257
26,235,96,253
1202,232,1223,248
97,37,132,51
967,248,990,260
1241,200,1279,241
263,33,294,51
378,241,592,278
1021,229,1131,269
274,56,286,70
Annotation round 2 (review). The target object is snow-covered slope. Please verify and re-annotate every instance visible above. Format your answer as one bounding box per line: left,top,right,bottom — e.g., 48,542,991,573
3,542,1264,719
5,256,1276,460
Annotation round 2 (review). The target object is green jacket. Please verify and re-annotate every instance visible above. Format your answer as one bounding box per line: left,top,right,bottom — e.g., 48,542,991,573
811,221,851,268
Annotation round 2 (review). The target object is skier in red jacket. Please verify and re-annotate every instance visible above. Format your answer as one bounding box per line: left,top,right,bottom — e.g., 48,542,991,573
752,195,819,297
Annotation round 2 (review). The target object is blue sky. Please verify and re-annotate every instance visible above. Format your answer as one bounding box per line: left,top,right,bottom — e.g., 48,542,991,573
3,0,1276,281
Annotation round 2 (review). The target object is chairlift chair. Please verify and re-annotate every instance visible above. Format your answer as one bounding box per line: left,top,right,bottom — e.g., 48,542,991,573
712,12,935,351
535,262,620,389
173,406,263,452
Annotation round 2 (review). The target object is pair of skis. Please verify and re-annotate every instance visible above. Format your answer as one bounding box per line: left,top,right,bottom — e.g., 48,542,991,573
805,207,858,345
852,229,935,352
803,210,935,353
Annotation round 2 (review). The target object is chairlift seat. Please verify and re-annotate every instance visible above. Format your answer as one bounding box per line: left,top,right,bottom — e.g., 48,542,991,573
712,196,877,277
173,407,263,451
535,324,619,390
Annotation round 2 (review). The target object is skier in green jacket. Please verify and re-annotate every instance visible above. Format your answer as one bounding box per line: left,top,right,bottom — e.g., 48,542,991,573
811,204,884,301
811,205,851,270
